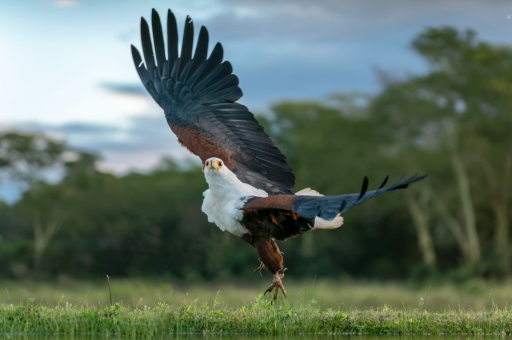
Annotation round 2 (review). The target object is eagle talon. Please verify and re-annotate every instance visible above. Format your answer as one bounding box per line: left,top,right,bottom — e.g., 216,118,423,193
253,261,267,277
253,267,263,277
265,272,287,302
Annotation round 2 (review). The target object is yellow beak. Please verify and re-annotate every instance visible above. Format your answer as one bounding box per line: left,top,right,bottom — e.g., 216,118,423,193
206,159,223,170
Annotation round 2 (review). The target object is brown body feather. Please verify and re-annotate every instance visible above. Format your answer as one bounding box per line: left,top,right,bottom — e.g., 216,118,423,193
243,195,295,214
170,124,236,169
241,209,313,275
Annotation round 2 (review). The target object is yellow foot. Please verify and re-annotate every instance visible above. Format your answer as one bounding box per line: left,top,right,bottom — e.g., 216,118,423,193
264,269,287,302
253,259,267,277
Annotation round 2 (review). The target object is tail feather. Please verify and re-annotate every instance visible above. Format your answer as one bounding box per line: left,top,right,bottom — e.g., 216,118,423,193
293,174,427,221
295,188,323,196
295,188,344,229
312,215,344,230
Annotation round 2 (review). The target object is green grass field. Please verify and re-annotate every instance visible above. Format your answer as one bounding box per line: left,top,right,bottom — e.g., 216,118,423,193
2,279,512,335
1,298,512,336
0,278,511,311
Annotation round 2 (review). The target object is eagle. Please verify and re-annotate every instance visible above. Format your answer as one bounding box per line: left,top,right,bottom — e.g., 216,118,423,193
131,9,426,301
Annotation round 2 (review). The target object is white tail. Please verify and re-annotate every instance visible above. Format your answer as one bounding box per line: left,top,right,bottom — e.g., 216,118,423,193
295,188,344,230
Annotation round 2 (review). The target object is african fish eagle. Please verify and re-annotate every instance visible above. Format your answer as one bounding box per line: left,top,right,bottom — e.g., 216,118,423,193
131,9,426,301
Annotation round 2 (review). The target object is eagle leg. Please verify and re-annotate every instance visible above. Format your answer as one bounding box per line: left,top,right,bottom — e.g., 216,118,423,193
253,235,287,302
253,251,285,277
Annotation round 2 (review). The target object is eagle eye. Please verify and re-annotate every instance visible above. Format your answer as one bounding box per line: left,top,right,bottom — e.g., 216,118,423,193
218,162,222,166
206,161,209,166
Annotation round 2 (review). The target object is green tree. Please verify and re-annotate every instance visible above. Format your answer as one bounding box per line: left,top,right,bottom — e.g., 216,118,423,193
0,132,65,186
371,27,512,273
0,131,99,272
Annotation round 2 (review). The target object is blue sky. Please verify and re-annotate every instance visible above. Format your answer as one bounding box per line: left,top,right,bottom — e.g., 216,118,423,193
1,0,511,201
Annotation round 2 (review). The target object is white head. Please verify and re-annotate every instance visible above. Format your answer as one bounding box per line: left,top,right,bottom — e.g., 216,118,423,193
203,157,269,198
203,157,236,185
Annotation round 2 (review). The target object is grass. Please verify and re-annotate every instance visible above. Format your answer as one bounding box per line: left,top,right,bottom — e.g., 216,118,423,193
0,278,510,311
1,278,512,336
1,298,512,336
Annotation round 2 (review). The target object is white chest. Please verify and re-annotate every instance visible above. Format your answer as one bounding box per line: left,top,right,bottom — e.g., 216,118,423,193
201,189,247,236
201,171,268,237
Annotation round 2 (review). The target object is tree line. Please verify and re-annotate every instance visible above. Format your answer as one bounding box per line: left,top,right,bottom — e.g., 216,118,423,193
0,27,510,281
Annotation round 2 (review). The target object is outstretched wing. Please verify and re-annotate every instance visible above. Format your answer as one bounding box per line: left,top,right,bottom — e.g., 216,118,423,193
244,174,427,221
131,9,295,195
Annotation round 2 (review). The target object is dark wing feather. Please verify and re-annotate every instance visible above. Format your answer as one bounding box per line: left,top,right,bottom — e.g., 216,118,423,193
244,175,428,222
131,9,295,195
178,16,194,77
151,9,166,77
166,10,178,71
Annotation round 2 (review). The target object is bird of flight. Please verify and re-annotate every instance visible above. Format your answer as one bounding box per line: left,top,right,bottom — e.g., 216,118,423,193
131,8,426,302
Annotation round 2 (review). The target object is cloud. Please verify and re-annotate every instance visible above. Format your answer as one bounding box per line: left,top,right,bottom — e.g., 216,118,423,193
55,122,119,134
185,0,508,43
100,82,149,97
54,0,79,7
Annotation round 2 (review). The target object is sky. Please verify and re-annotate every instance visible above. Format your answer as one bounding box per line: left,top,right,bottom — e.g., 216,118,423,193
1,0,511,201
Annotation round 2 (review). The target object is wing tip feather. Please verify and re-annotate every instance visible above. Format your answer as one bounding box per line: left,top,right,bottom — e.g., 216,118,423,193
357,176,369,201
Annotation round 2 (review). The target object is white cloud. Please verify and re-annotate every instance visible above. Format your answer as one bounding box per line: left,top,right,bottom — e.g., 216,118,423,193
54,0,79,7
